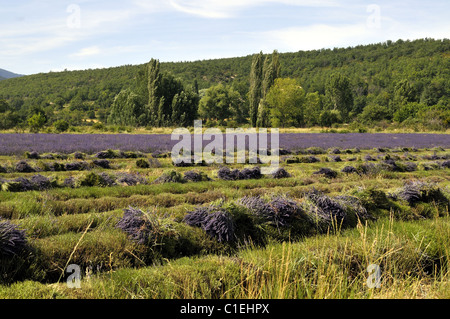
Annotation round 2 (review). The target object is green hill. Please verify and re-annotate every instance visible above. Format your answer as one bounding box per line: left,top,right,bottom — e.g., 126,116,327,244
0,38,448,130
0,68,23,80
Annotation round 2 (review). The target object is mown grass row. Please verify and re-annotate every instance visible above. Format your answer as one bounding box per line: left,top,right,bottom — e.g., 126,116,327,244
1,216,449,299
0,148,449,298
1,177,448,285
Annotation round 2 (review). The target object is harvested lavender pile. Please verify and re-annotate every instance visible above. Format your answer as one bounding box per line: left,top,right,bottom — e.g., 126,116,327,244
301,189,370,229
183,205,235,243
183,170,211,182
312,167,338,179
1,175,52,192
396,181,449,207
271,167,291,179
217,166,262,181
303,189,348,225
0,218,28,257
116,207,154,245
239,195,304,228
152,170,185,184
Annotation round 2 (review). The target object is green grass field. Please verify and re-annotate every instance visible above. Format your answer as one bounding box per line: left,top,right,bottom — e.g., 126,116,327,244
0,146,449,299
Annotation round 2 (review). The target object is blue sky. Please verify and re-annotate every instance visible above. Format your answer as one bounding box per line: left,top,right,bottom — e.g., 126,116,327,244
1,0,449,75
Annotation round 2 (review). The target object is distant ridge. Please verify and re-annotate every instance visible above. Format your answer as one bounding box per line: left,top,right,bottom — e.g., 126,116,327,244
0,68,23,80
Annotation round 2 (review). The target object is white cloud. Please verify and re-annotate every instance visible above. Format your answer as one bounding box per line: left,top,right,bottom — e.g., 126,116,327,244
167,0,338,19
70,46,102,58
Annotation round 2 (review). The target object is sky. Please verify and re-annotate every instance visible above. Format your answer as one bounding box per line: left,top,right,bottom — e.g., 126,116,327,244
1,0,449,75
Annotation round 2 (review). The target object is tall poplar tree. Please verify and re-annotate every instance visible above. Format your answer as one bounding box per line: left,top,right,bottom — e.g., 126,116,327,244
147,59,162,126
257,50,281,127
248,52,263,127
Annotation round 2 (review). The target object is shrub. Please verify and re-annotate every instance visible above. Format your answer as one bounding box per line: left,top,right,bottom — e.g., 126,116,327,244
54,119,69,132
312,167,338,179
0,218,27,257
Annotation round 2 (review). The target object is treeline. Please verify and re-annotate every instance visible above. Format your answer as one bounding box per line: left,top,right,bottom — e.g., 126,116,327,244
0,38,448,131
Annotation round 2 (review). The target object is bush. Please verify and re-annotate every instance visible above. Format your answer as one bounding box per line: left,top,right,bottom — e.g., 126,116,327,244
54,120,69,132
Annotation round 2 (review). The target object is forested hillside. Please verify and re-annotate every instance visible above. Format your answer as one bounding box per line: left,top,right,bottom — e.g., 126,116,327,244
0,38,448,132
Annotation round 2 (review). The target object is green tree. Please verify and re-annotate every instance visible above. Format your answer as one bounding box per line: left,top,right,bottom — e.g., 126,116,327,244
319,109,342,127
198,84,242,123
257,50,282,127
0,99,10,113
171,90,199,126
265,78,305,127
304,92,322,126
360,103,390,123
325,73,354,121
54,119,69,132
28,113,47,133
147,59,163,125
248,52,263,126
108,89,144,126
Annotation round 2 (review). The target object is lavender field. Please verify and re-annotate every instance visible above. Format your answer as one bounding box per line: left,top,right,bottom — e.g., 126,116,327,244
0,133,449,155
